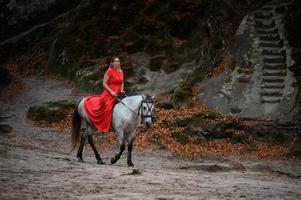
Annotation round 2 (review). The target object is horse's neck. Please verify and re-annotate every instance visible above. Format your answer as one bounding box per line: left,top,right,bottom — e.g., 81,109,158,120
122,95,142,112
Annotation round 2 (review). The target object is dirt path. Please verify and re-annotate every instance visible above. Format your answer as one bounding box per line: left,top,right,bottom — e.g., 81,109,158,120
0,76,301,200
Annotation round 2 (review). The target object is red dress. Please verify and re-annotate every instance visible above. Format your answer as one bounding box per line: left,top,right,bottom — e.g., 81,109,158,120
84,67,124,132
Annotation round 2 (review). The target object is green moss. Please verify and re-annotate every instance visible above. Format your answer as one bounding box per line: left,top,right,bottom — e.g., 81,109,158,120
159,102,174,110
46,100,75,110
27,101,75,124
162,62,181,74
224,76,232,84
171,132,189,145
172,80,192,104
123,169,142,176
74,66,106,93
0,149,10,159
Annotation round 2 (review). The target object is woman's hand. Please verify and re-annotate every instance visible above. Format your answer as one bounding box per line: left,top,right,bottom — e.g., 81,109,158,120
111,91,117,97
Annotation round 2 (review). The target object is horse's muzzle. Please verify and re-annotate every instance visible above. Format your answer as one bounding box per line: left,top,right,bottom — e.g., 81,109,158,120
145,121,152,128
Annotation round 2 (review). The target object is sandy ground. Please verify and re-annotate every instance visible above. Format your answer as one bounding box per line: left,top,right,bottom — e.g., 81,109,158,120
0,76,301,200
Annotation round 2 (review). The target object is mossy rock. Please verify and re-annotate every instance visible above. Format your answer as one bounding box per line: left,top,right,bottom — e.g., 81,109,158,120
194,111,220,120
162,62,181,74
48,34,86,80
171,132,189,145
27,100,75,124
246,123,294,144
75,65,106,93
171,80,192,104
137,77,148,84
148,133,165,149
119,54,135,77
287,137,301,157
159,102,175,110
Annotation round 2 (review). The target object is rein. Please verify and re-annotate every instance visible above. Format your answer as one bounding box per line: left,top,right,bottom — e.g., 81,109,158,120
114,95,154,123
115,96,139,116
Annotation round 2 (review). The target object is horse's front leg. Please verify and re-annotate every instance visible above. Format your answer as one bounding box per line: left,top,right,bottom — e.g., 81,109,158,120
127,133,136,167
111,130,125,164
87,126,104,165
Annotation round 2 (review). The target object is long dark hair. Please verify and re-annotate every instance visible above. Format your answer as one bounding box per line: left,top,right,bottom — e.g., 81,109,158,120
109,57,119,68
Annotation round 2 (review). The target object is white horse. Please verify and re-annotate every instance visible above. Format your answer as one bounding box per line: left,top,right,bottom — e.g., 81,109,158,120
71,94,155,167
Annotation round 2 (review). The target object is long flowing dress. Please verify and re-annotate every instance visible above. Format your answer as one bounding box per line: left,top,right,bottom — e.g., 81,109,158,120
84,67,123,132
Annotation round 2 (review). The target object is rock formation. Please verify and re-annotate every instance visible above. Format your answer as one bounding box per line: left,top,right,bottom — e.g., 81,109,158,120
199,0,298,121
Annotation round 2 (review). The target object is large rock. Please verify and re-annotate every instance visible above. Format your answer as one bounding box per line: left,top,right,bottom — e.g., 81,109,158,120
27,100,75,124
0,0,80,43
199,0,298,121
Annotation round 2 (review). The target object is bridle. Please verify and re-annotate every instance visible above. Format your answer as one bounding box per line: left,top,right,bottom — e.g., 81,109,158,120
115,95,154,124
140,95,154,124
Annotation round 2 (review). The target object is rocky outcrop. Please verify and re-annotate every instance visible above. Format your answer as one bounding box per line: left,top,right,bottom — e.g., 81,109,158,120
0,0,80,43
199,0,298,121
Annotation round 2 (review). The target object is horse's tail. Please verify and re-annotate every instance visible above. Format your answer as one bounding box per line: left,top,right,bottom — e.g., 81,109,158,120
71,101,82,151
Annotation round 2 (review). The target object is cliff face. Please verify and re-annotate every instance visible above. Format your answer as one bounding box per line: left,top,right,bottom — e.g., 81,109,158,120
0,0,80,43
3,0,299,119
199,0,299,121
2,0,255,95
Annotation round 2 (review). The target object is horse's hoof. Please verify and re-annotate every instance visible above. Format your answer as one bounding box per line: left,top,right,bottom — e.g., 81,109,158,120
78,158,84,163
128,162,134,167
97,160,105,165
111,157,117,164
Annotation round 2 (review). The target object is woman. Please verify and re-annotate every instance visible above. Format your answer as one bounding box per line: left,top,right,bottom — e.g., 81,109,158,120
84,57,125,132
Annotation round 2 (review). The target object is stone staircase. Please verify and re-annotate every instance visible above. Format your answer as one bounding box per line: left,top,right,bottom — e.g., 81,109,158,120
199,0,297,120
253,0,293,104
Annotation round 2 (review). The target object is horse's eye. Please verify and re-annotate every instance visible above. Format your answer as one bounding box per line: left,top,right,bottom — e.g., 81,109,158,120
143,107,146,110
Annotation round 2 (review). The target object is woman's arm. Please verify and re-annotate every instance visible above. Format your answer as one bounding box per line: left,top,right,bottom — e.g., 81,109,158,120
121,80,124,93
103,73,117,96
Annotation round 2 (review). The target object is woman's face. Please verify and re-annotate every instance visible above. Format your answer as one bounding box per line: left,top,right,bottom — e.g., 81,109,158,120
113,58,120,68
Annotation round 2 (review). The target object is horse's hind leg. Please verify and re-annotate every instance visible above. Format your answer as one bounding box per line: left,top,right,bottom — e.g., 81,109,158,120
87,126,104,165
77,133,86,162
127,134,135,167
111,130,125,164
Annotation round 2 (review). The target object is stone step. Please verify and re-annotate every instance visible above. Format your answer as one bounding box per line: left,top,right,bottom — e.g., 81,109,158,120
254,17,274,23
261,92,283,97
262,78,284,83
269,0,292,6
263,55,285,63
255,19,275,25
259,41,283,48
263,64,286,70
238,77,251,83
256,28,278,35
263,68,286,74
263,71,286,76
238,68,253,74
259,34,280,41
259,46,283,52
261,49,285,56
254,12,273,19
255,21,276,29
261,98,281,104
262,84,285,89
257,32,279,38
261,83,284,88
261,87,283,93
260,7,274,12
275,5,287,14
262,3,290,10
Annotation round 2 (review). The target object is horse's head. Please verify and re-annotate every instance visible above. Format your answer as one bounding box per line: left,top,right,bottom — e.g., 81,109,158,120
141,95,155,127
